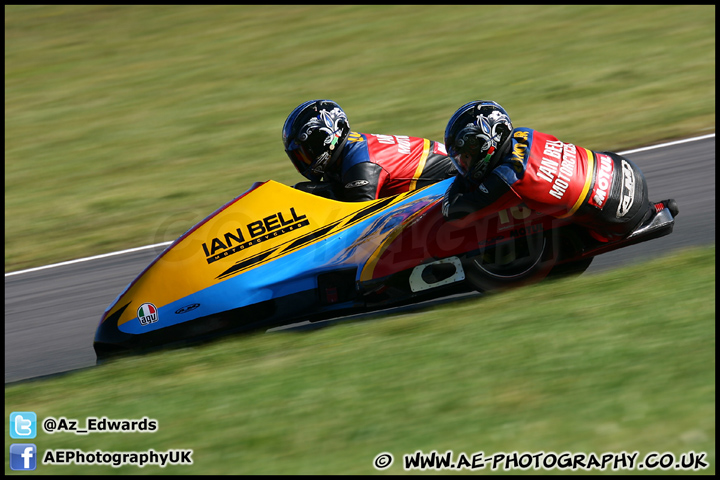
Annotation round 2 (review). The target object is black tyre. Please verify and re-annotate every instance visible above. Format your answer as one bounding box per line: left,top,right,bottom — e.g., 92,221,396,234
462,225,592,292
545,225,594,279
462,228,556,292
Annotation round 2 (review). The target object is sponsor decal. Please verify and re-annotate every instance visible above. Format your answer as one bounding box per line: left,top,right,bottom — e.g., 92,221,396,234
175,303,201,314
345,179,370,189
202,207,309,264
616,159,635,218
372,134,412,154
511,130,530,172
217,194,412,281
549,143,577,200
434,142,447,156
588,154,614,209
537,140,578,201
346,132,364,143
137,303,158,326
396,135,411,154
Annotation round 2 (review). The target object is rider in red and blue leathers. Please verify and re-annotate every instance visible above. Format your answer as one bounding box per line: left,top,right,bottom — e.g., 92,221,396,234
283,100,456,202
441,101,678,239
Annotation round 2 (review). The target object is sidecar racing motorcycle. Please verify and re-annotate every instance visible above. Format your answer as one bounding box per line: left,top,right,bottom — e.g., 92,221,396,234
94,178,677,359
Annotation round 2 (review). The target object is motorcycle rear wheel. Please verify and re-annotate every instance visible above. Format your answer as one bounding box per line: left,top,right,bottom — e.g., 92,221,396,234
462,225,593,292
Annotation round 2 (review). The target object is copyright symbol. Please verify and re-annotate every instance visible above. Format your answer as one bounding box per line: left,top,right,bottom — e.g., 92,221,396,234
43,417,56,433
373,452,393,470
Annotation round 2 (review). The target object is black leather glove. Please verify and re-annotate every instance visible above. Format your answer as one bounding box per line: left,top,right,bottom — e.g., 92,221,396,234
293,181,340,200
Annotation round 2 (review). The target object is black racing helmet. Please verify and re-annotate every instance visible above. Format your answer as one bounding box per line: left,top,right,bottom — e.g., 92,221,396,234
444,101,513,182
282,100,351,182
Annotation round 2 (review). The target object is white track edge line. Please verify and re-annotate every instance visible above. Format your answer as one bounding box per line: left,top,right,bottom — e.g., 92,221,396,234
4,242,173,277
618,133,715,155
5,133,715,277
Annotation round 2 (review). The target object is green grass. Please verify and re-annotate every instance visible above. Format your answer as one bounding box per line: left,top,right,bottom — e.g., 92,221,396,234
5,246,715,474
4,5,716,271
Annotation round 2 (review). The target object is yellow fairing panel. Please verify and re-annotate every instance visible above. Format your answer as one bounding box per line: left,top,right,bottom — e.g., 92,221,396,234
103,181,412,327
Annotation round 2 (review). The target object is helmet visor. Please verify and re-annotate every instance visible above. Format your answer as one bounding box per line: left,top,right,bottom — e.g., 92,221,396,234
451,152,475,177
286,141,320,181
448,124,498,180
452,149,495,181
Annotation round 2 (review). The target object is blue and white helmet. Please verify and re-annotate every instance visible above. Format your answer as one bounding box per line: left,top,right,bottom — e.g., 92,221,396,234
444,101,513,182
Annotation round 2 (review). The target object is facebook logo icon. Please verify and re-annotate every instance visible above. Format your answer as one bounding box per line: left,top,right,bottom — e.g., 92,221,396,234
10,411,37,439
10,444,37,471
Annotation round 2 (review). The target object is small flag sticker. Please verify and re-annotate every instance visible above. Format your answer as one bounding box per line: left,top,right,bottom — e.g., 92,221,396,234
137,303,158,326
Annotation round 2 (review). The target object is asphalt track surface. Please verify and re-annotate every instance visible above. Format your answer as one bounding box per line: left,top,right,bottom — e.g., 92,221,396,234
5,136,715,384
